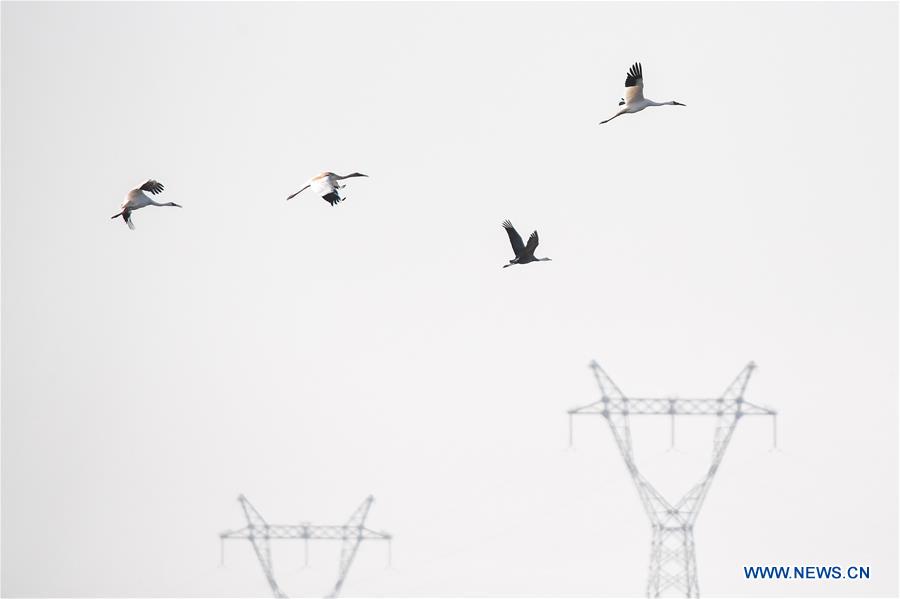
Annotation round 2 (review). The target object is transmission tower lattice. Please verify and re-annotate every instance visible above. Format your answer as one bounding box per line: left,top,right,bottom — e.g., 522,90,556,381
220,495,392,598
568,361,777,598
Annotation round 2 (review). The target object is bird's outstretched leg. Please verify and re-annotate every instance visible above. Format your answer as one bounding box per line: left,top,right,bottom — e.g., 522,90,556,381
600,109,627,125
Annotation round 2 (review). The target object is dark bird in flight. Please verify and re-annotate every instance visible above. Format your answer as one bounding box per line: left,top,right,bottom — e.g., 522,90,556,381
502,220,552,268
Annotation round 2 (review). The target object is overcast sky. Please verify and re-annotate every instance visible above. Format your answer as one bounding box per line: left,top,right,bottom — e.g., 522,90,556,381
2,1,898,597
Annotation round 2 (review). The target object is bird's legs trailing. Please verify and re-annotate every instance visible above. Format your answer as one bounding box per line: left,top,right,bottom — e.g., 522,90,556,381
600,109,627,125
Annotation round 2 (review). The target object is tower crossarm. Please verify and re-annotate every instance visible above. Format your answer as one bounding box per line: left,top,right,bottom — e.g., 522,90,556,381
568,397,774,416
221,524,391,541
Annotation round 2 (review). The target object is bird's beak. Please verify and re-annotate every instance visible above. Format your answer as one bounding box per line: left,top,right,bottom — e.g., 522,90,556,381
174,203,183,208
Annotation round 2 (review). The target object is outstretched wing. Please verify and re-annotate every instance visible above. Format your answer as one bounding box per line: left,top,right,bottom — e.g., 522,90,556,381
524,230,539,257
502,220,525,257
139,179,165,195
123,210,135,230
623,62,644,104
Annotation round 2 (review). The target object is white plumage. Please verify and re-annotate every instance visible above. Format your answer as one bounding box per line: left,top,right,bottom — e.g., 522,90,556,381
600,62,686,125
110,179,181,230
286,172,368,206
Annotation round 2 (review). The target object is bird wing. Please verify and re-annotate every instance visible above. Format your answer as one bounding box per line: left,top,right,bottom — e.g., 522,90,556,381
124,210,135,230
502,220,525,257
623,62,644,104
322,191,343,206
524,230,539,256
138,179,165,195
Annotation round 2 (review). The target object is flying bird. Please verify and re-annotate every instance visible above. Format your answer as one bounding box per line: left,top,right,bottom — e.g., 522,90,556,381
501,220,552,268
600,62,685,125
110,179,181,230
286,172,368,205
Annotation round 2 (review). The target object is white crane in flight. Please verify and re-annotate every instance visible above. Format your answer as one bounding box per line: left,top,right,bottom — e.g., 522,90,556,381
600,62,685,125
110,180,181,230
286,172,368,205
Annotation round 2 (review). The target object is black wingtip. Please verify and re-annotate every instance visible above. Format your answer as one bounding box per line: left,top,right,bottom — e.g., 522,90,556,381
140,179,165,195
624,62,643,87
322,191,343,206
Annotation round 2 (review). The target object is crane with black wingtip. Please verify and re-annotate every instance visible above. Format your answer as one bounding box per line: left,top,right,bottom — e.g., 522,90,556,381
110,179,181,230
286,172,368,206
600,62,686,125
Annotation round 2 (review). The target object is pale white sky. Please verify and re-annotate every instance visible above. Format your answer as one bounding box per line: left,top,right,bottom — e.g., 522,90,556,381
2,2,897,597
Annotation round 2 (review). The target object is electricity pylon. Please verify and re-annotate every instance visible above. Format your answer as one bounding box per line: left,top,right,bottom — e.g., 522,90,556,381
568,361,777,598
220,495,392,598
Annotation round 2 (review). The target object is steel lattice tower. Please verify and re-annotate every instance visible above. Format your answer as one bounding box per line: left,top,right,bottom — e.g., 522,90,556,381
220,495,392,598
568,361,777,598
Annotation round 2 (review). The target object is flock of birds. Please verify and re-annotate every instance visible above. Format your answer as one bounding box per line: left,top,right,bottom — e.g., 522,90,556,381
111,62,684,267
